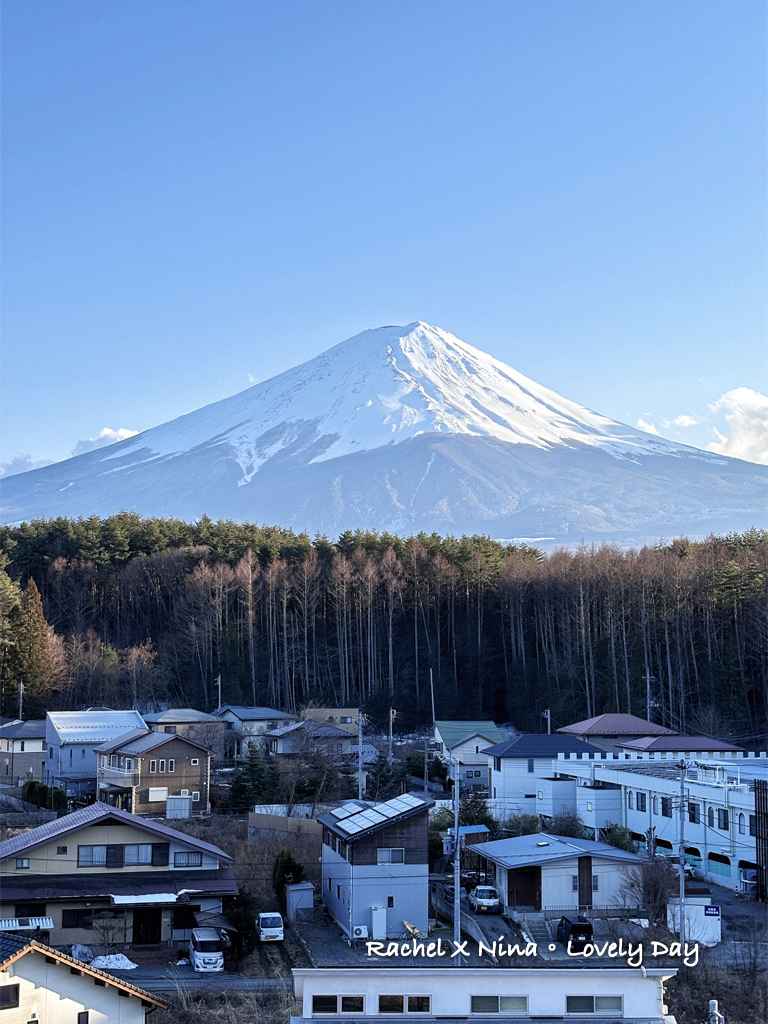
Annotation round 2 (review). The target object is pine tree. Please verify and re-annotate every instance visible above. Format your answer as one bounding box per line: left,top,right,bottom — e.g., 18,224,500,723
6,578,56,716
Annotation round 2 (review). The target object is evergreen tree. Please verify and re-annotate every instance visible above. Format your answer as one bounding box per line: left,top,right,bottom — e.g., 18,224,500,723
229,746,277,811
601,822,637,852
5,578,56,716
364,751,409,801
272,849,305,910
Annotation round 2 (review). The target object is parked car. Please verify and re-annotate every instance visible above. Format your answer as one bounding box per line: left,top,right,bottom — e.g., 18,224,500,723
555,915,593,952
442,885,468,905
468,886,502,914
190,927,225,972
258,912,284,942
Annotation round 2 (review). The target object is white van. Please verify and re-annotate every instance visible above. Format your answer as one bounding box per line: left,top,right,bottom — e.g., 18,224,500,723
189,927,225,972
258,912,284,942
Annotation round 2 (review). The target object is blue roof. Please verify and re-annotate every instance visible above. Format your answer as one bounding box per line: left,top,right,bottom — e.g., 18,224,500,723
468,832,639,869
448,825,490,836
483,734,603,757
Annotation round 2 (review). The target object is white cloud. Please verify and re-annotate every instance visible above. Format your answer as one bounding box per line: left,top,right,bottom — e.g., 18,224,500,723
706,387,768,465
0,451,55,478
671,413,700,428
72,427,139,456
636,417,660,436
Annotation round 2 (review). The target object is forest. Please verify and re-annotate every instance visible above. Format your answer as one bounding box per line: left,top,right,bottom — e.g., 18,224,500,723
0,514,765,744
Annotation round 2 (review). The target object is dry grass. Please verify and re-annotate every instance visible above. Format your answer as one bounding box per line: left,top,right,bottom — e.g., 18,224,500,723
152,987,299,1024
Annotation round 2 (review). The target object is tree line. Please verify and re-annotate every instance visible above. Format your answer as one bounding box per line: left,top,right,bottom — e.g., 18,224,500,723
0,514,765,743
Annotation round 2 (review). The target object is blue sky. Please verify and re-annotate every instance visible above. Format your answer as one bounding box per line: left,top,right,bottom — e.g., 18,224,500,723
2,0,766,472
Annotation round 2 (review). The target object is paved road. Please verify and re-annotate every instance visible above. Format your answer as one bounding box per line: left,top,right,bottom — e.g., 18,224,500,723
109,964,291,994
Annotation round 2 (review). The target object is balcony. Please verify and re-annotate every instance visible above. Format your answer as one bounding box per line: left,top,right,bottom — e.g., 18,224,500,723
99,766,140,787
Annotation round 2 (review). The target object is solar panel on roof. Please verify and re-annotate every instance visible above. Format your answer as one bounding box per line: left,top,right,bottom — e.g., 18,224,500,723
337,819,365,834
386,799,410,812
399,793,422,807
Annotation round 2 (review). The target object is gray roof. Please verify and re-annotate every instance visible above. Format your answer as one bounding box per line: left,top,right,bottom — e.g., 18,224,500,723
482,734,603,758
0,719,46,739
47,710,146,743
0,801,232,863
319,793,433,842
267,720,351,739
468,832,640,870
95,729,211,756
435,721,507,749
216,705,294,721
144,708,218,724
617,735,744,752
0,932,29,964
558,713,675,737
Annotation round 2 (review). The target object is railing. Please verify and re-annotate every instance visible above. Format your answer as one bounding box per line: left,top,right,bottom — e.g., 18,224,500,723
543,905,647,920
98,767,140,787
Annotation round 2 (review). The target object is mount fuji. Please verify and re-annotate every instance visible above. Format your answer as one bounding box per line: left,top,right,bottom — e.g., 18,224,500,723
2,322,765,545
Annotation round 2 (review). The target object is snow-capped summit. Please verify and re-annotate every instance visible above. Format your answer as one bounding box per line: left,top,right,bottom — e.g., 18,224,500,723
2,322,765,545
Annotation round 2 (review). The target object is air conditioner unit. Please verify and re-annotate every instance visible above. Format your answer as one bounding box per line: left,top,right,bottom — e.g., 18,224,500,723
353,925,368,939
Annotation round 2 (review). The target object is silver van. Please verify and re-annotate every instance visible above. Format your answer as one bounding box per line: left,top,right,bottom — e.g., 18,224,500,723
190,927,225,972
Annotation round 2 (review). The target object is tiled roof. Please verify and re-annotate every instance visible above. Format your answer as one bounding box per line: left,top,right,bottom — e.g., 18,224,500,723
557,713,675,736
0,801,232,863
0,937,166,1007
215,705,293,721
468,832,639,870
617,735,744,752
435,721,507,749
0,866,239,903
0,719,46,739
482,734,603,757
95,729,211,756
0,931,30,964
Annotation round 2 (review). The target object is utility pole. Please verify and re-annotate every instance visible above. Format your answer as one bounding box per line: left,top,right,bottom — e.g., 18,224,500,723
18,681,24,721
452,758,461,968
423,736,429,794
388,708,396,759
357,714,365,800
645,673,654,723
542,709,551,734
429,668,436,727
677,759,687,947
216,675,222,712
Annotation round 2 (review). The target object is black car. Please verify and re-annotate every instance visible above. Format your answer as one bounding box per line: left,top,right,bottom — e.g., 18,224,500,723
555,915,593,951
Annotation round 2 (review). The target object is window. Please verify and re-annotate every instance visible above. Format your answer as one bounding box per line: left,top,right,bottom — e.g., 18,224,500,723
661,797,672,818
0,984,19,1010
181,789,189,797
164,726,177,733
78,1012,90,1024
168,759,175,773
527,758,534,773
151,843,170,866
377,848,405,864
124,844,152,865
336,885,341,900
313,996,339,1014
150,759,157,773
15,858,29,869
81,748,86,758
566,996,623,1013
474,770,482,777
750,815,757,837
191,758,199,766
494,757,501,772
340,717,353,724
174,851,203,867
707,854,731,877
408,997,431,1013
653,796,659,814
327,877,331,891
19,741,25,752
627,791,633,809
78,845,107,867
148,787,168,802
387,896,394,908
708,807,715,828
592,875,599,892
689,802,700,824
192,791,200,802
110,754,119,767
378,996,404,1013
572,875,578,892
15,903,46,917
471,996,527,1014
341,997,364,1013
62,909,93,929
159,760,166,772
636,792,647,812
106,844,124,868
717,809,729,831
738,814,745,835
466,770,473,778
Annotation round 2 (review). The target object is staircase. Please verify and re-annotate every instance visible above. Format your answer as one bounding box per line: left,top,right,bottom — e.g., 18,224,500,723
522,913,552,948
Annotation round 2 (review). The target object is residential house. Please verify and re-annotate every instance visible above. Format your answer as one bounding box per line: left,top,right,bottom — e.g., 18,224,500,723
144,707,228,757
319,793,433,939
0,932,165,1022
615,735,745,755
433,721,507,793
46,710,147,801
214,705,296,757
291,966,678,1024
266,720,353,759
0,720,47,786
302,707,359,735
96,729,212,815
483,734,603,817
556,713,675,752
469,832,639,913
0,802,237,950
349,743,379,793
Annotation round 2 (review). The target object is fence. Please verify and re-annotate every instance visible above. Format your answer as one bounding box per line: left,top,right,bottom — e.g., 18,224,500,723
543,905,647,921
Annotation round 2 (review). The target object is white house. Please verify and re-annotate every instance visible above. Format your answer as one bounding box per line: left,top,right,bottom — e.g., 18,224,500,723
319,794,432,939
483,734,604,818
434,721,507,793
0,720,47,786
213,705,296,757
291,966,678,1023
468,833,640,913
46,710,147,800
0,932,165,1022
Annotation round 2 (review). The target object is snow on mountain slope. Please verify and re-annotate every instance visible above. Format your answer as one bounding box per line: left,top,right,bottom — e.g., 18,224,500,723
2,322,764,545
99,321,709,486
